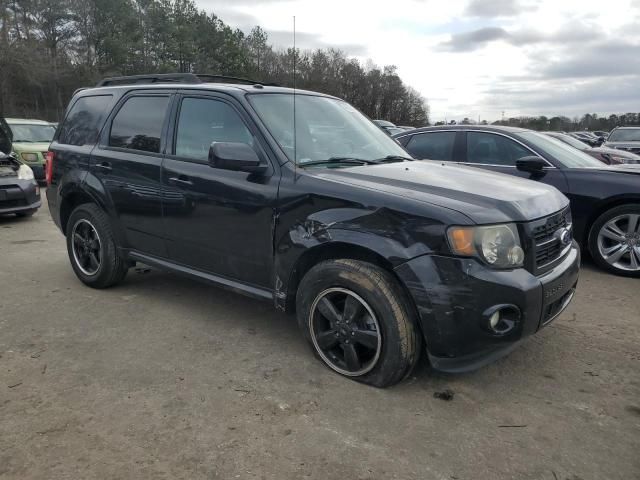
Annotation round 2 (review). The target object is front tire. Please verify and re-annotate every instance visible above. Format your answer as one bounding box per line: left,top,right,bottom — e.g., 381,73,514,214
588,204,640,277
66,203,129,288
296,259,421,387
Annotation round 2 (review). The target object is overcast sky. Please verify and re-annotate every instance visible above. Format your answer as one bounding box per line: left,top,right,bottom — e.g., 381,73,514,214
196,0,640,122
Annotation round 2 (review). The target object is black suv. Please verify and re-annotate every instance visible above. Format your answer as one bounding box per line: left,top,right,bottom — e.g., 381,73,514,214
46,74,580,387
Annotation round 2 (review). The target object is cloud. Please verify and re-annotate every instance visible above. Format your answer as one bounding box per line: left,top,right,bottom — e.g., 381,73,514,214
439,22,603,52
439,27,509,52
465,0,537,17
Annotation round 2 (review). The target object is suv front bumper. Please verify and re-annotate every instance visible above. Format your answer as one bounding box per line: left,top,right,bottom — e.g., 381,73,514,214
394,242,580,372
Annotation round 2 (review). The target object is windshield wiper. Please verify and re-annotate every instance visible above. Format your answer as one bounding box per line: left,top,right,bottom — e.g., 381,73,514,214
299,156,379,167
373,155,415,163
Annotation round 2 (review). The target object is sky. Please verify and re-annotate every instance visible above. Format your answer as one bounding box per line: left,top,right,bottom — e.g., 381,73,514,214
195,0,640,122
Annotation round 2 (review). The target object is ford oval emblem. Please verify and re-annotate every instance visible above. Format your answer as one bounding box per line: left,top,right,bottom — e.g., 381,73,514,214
556,228,571,246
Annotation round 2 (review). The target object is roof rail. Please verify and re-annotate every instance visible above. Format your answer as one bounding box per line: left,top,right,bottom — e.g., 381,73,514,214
96,73,277,87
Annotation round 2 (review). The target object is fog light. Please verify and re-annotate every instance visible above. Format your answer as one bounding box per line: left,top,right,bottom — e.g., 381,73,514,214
489,311,500,329
483,304,521,334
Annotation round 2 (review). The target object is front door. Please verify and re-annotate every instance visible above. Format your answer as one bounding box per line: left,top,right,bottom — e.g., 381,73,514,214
161,93,279,288
91,91,173,256
461,130,569,193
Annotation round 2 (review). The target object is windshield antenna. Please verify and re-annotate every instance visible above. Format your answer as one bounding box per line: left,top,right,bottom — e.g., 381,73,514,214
293,15,297,176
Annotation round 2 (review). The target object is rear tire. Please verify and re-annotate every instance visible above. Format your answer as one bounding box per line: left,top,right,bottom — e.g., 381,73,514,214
588,204,640,277
66,203,129,288
296,259,421,387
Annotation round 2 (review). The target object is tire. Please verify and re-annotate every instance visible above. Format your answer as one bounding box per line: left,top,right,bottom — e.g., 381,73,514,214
16,209,37,217
296,259,421,387
588,204,640,277
65,203,129,288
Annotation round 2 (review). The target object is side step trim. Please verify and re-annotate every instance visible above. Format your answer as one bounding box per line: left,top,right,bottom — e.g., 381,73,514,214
128,251,273,301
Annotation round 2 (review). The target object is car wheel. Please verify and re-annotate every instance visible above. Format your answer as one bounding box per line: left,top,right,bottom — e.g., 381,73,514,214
15,209,37,217
588,204,640,277
66,203,129,288
296,259,421,387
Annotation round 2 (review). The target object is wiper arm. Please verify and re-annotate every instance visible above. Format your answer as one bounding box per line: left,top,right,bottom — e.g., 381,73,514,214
373,155,415,163
299,156,379,167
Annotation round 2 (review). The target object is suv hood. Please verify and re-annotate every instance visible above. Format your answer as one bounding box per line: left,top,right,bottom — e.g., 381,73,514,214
0,117,11,154
315,161,569,224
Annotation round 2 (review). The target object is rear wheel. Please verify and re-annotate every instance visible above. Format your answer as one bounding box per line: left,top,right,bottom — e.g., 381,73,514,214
296,259,421,387
588,204,640,277
66,203,129,288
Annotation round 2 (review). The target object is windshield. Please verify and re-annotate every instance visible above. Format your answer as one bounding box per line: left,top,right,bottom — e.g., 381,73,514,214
608,128,640,142
551,133,589,150
519,132,604,168
9,123,55,143
248,94,408,165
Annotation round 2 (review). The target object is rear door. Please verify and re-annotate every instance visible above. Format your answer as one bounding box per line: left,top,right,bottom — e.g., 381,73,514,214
160,91,279,288
91,90,174,256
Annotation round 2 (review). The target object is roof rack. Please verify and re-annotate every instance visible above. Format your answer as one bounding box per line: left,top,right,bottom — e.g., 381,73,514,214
96,73,277,87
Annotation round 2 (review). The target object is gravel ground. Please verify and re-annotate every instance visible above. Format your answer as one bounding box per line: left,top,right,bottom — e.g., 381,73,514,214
1,202,639,480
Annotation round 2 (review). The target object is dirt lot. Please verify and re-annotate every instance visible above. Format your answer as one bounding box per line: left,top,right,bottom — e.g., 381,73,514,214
1,201,639,480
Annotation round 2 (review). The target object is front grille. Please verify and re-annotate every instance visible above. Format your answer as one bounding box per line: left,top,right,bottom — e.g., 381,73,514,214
524,208,572,274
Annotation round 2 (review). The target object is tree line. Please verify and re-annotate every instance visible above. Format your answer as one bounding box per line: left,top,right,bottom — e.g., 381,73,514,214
435,113,640,131
0,0,429,125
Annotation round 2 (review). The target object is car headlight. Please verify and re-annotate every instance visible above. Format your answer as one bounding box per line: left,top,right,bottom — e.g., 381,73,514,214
447,223,525,268
17,164,35,180
20,152,39,162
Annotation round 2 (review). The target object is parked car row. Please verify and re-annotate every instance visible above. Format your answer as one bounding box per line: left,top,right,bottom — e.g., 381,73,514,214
393,125,640,277
6,73,637,388
0,117,42,217
543,131,640,164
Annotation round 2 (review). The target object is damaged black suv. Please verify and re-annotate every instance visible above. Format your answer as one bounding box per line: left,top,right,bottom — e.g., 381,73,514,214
47,74,579,387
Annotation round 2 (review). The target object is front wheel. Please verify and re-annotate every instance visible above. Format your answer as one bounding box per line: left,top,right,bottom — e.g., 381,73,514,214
588,204,640,277
296,259,422,387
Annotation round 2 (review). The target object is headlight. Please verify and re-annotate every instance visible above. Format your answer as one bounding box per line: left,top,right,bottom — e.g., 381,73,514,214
20,152,38,162
447,223,525,268
17,164,35,180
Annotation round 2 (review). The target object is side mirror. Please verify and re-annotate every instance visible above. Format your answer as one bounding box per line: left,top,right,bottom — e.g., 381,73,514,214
516,156,547,174
208,142,265,173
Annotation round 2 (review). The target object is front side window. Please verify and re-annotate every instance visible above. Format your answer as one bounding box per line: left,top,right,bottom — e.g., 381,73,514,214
405,132,456,160
466,132,532,166
109,96,170,153
58,95,112,146
249,93,407,164
175,97,253,161
10,123,56,143
518,131,604,168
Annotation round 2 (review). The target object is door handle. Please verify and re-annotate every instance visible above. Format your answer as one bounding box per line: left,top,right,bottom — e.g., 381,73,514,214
168,176,193,186
94,161,112,173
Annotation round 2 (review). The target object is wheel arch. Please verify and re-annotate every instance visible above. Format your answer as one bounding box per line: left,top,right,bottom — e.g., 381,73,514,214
283,240,417,319
583,195,640,246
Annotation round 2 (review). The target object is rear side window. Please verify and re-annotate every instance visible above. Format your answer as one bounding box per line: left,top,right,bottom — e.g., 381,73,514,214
405,132,456,160
109,96,170,153
58,95,112,146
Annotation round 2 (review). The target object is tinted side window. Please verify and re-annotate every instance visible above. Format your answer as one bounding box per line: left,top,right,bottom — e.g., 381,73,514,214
405,132,456,160
175,97,253,161
110,96,170,153
59,95,112,146
467,132,532,166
